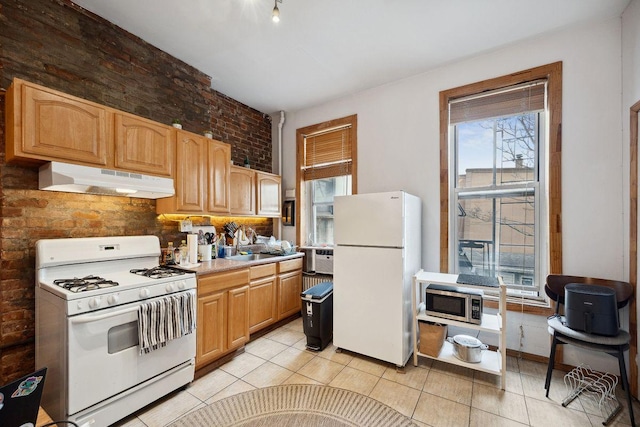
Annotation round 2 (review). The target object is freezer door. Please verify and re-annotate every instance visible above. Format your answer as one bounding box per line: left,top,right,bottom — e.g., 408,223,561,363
333,245,411,366
334,192,405,248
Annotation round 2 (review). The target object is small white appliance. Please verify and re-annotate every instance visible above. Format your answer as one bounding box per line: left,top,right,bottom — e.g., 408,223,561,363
300,247,334,274
35,235,196,427
333,191,422,367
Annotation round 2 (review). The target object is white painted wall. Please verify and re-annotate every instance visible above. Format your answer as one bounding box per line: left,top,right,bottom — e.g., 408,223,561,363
623,0,640,394
278,16,627,372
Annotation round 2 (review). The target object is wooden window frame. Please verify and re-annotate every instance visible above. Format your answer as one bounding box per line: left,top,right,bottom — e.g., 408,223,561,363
440,62,562,313
296,115,358,246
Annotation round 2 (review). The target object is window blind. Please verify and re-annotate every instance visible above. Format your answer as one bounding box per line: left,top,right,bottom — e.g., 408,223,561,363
449,81,546,124
302,126,352,180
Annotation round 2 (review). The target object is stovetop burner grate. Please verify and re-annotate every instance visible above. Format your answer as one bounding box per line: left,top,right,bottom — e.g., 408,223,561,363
130,266,186,279
53,275,119,293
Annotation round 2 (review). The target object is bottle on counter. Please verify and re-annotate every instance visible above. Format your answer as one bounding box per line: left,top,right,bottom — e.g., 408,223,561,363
179,240,188,264
218,234,226,258
164,242,175,265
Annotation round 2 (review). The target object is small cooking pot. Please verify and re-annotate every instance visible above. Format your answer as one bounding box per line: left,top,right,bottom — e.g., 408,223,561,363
448,335,488,363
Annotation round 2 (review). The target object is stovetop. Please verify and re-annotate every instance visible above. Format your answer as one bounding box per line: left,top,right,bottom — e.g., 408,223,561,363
130,266,187,280
51,266,188,293
53,275,120,293
35,235,198,314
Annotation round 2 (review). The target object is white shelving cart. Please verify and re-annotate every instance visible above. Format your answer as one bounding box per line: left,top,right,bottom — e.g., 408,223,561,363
412,270,507,390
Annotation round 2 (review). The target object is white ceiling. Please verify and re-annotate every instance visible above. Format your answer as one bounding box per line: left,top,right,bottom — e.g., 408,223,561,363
71,0,630,114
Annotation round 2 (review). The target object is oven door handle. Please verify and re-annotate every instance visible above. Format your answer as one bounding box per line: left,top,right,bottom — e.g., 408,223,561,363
70,306,139,324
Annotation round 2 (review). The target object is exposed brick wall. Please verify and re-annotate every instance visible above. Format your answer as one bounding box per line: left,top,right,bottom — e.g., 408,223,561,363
0,0,274,382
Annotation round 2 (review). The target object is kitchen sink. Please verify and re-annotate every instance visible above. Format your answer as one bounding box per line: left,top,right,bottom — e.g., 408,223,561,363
226,253,280,261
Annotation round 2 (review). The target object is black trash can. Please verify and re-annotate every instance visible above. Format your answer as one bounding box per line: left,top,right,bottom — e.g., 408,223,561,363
301,281,333,351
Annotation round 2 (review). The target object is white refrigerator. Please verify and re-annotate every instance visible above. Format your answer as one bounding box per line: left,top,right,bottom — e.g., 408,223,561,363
333,191,422,367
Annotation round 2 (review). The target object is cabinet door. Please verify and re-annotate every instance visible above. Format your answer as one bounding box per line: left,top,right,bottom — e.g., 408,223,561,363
175,131,206,212
227,285,250,350
10,81,110,166
114,112,174,177
230,166,255,215
207,139,231,213
196,291,226,368
278,270,302,320
256,172,281,217
249,276,277,333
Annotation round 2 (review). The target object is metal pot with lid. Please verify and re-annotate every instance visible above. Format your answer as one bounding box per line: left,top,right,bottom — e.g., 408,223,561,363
448,334,488,363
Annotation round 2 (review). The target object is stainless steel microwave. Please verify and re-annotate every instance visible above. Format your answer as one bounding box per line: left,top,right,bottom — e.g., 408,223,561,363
425,284,483,325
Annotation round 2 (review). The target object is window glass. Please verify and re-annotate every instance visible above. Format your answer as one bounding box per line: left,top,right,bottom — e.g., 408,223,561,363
307,175,351,246
456,115,537,189
453,111,543,295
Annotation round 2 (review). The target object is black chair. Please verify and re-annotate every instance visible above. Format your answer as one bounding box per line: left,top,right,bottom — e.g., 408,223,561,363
544,274,635,426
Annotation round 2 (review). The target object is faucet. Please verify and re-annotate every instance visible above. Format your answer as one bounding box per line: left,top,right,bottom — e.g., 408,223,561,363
235,229,242,253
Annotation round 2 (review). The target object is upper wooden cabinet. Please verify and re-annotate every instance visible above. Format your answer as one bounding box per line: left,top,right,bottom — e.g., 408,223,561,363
176,130,207,212
230,166,282,217
6,78,111,166
157,130,206,213
114,112,174,177
156,131,231,215
207,140,231,214
5,78,176,177
230,166,256,215
256,171,282,217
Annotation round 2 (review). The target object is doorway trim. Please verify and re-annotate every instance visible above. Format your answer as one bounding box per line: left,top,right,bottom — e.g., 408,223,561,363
629,99,640,397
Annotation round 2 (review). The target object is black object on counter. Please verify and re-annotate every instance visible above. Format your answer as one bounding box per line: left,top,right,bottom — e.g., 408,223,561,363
301,282,333,351
456,273,499,288
564,283,619,336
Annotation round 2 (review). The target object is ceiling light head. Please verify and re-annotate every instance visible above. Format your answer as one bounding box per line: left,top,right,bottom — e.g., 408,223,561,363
272,0,281,22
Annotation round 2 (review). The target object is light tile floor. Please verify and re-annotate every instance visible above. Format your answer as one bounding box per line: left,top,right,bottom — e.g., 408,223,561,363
115,317,639,426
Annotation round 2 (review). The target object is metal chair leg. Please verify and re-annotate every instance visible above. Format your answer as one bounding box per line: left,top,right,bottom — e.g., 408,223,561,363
545,334,558,397
617,348,635,427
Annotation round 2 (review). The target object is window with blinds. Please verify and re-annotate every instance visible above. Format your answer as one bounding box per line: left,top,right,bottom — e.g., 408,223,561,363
302,126,353,180
449,80,547,298
296,115,357,247
449,82,545,124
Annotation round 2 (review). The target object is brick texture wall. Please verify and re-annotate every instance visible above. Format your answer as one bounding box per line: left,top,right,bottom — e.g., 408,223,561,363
0,0,274,382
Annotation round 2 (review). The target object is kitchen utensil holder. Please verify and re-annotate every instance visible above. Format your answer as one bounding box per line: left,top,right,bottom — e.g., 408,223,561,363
563,365,621,425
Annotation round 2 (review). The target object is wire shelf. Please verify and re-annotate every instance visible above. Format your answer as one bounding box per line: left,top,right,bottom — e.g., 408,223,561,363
563,365,622,425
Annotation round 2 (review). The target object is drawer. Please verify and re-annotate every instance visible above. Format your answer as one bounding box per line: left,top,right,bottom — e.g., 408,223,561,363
278,258,302,274
198,268,250,296
250,263,276,280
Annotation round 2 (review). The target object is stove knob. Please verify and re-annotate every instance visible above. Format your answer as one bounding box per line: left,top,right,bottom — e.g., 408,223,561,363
177,280,186,290
88,297,101,309
165,283,175,292
107,294,119,305
139,288,151,298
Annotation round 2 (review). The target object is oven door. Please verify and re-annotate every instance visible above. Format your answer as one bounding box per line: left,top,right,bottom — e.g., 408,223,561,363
66,291,196,415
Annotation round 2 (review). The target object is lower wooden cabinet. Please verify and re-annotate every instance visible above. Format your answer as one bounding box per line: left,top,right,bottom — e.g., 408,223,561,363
248,263,277,333
195,258,303,370
197,291,225,364
277,258,303,320
228,286,250,349
196,269,250,369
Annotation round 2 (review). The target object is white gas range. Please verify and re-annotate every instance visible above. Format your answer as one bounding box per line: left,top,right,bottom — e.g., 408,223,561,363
35,235,197,427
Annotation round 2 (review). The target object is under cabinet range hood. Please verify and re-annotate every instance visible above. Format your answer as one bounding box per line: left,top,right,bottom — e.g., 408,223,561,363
39,162,175,199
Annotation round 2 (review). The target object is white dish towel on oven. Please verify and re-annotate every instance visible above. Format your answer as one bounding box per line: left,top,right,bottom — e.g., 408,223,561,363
138,290,196,354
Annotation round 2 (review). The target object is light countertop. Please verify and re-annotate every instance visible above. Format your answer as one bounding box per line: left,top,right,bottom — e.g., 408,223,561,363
179,252,305,276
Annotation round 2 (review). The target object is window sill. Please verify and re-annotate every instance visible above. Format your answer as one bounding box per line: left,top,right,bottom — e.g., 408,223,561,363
484,296,553,316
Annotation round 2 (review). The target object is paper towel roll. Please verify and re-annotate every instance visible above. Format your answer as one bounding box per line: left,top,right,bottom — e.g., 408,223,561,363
187,234,198,265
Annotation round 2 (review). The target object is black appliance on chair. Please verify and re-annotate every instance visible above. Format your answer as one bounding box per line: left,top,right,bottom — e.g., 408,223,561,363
544,274,635,426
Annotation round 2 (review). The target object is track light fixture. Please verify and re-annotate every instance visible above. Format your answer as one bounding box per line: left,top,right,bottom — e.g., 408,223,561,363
272,0,282,22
